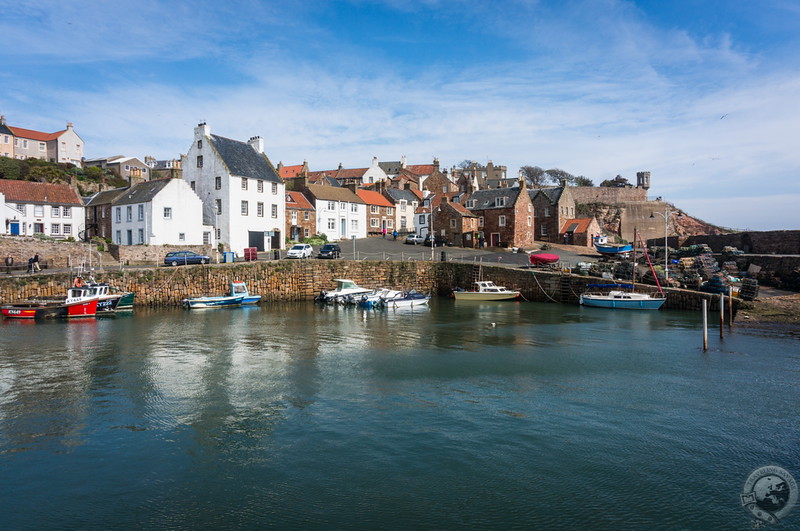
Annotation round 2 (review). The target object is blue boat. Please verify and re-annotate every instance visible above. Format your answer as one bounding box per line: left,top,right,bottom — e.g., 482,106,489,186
593,242,633,256
230,281,261,305
182,294,245,309
580,284,666,310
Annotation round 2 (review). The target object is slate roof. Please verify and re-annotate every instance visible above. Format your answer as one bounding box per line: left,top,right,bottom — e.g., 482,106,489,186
285,191,314,210
466,188,520,210
384,188,419,204
529,187,564,204
0,180,82,205
356,189,393,207
113,179,172,206
0,121,14,136
304,184,364,204
84,187,129,207
379,161,402,175
210,134,281,183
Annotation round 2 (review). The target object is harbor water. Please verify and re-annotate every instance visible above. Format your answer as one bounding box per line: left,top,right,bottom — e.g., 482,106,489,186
1,299,798,529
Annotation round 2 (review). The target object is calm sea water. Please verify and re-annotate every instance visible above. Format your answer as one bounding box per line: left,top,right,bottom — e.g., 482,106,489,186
0,299,798,530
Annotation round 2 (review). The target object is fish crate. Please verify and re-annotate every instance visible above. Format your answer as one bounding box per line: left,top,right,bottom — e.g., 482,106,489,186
738,278,759,301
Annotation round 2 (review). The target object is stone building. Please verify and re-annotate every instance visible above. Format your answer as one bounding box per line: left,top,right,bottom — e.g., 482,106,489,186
466,178,535,249
529,185,576,243
285,191,316,242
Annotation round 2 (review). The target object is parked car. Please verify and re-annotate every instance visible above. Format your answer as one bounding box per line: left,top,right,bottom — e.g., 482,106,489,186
404,234,425,245
317,243,342,259
423,235,451,247
286,243,313,259
164,250,211,266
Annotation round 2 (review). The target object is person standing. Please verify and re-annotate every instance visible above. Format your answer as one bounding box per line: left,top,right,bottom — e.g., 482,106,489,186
382,227,387,239
4,254,12,274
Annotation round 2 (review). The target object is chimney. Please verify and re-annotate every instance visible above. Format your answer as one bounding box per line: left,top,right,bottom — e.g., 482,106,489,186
248,136,264,154
401,155,407,168
195,121,210,141
277,161,283,171
1,115,6,126
433,157,440,171
66,122,73,129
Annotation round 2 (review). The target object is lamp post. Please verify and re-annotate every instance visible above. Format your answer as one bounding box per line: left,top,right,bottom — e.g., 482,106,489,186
650,208,681,282
430,207,435,261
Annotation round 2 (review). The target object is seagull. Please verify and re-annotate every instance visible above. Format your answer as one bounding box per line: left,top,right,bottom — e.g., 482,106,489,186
720,114,728,119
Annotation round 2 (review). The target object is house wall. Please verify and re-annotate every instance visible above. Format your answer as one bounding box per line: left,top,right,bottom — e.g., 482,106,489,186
52,127,83,165
1,133,14,158
315,200,367,241
362,158,389,184
150,180,205,245
4,201,83,239
569,186,648,204
286,208,316,241
13,135,45,160
227,176,285,253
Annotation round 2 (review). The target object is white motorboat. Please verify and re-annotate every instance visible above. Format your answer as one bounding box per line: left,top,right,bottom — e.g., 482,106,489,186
452,281,520,301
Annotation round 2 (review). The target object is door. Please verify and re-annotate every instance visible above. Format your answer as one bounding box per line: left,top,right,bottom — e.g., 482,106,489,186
10,222,19,235
126,230,133,245
271,230,281,250
490,232,500,246
248,230,265,252
341,219,346,238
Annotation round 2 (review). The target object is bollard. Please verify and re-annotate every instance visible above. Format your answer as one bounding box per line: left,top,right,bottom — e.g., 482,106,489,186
273,250,280,260
440,251,446,262
702,299,708,352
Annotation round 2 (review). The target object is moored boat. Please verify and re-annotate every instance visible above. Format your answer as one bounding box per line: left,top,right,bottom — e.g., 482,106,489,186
359,288,403,308
379,290,430,308
579,284,666,310
2,285,100,320
230,281,261,305
452,281,520,301
314,279,372,304
182,294,245,309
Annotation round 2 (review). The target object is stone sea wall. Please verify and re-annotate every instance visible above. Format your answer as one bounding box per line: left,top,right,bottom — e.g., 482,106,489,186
0,260,736,313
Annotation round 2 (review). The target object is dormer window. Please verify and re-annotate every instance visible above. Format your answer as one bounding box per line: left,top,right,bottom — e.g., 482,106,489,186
496,197,507,207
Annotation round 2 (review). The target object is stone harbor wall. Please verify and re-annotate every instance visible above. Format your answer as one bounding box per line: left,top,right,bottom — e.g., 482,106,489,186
0,235,104,269
0,260,737,314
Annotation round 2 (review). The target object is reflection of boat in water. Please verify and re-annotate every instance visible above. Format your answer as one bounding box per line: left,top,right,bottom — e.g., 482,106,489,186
452,281,520,301
579,284,666,310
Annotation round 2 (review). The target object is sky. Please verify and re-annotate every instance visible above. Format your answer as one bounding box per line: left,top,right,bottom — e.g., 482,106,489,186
2,0,799,231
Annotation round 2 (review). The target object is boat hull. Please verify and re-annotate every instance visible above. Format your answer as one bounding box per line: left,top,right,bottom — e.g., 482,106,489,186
580,293,666,310
182,295,245,309
2,299,99,319
452,292,520,301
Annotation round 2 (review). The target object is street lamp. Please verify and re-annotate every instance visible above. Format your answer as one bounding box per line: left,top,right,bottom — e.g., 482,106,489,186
650,208,682,282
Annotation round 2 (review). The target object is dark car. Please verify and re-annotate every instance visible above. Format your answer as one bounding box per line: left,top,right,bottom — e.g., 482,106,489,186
423,235,451,247
164,250,211,266
317,243,342,259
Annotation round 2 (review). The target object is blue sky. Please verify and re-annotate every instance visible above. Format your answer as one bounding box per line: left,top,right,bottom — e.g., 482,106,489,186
2,0,799,231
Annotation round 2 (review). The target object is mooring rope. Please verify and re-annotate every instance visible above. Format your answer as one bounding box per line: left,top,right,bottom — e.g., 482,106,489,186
526,268,560,303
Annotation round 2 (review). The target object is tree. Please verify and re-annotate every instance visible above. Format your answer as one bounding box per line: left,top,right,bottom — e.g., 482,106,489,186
573,176,594,186
0,156,20,180
457,160,476,169
544,168,576,186
519,165,547,187
599,175,630,188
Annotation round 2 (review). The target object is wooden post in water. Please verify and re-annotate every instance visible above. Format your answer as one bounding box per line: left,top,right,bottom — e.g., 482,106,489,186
719,293,724,339
728,286,733,329
702,299,709,351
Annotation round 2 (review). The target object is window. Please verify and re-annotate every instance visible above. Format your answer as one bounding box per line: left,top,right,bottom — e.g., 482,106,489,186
3,136,7,143
242,178,248,190
351,220,358,231
138,229,144,244
541,225,548,236
257,181,263,193
351,204,358,213
528,204,532,212
23,140,28,148
51,223,60,235
291,211,297,222
304,212,310,221
257,202,264,217
419,215,425,224
271,205,278,218
125,165,130,171
178,233,185,241
272,183,277,194
126,206,132,222
63,207,71,218
63,224,72,235
138,205,144,221
203,232,211,245
370,205,379,214
39,142,45,152
163,207,172,219
190,181,196,191
197,139,202,149
387,220,393,228
387,207,394,215
401,217,407,229
116,207,121,222
52,206,60,217
465,199,476,208
400,200,407,211
115,230,121,244
327,201,335,211
196,155,203,168
304,228,310,238
545,207,550,217
371,218,379,228
327,219,336,230
34,205,44,217
478,217,484,227
215,176,221,190
527,215,532,227
215,199,222,215
450,218,456,229
340,203,346,210
496,197,507,207
241,201,249,216
499,215,506,227
216,228,221,240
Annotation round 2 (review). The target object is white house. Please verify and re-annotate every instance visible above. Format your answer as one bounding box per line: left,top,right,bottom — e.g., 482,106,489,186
0,180,84,238
384,188,421,235
303,184,366,241
111,178,210,246
183,123,285,254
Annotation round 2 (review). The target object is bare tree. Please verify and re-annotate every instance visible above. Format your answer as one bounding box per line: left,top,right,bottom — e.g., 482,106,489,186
519,165,547,187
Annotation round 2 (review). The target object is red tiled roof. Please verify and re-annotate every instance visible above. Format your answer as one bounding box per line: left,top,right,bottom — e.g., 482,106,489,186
285,191,314,210
9,126,66,142
560,218,593,233
337,168,367,179
410,189,424,201
356,189,393,207
406,164,435,175
279,165,304,179
0,180,81,205
449,201,476,216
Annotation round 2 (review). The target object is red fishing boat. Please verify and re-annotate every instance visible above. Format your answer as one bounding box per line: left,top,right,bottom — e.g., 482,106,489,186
2,283,100,320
